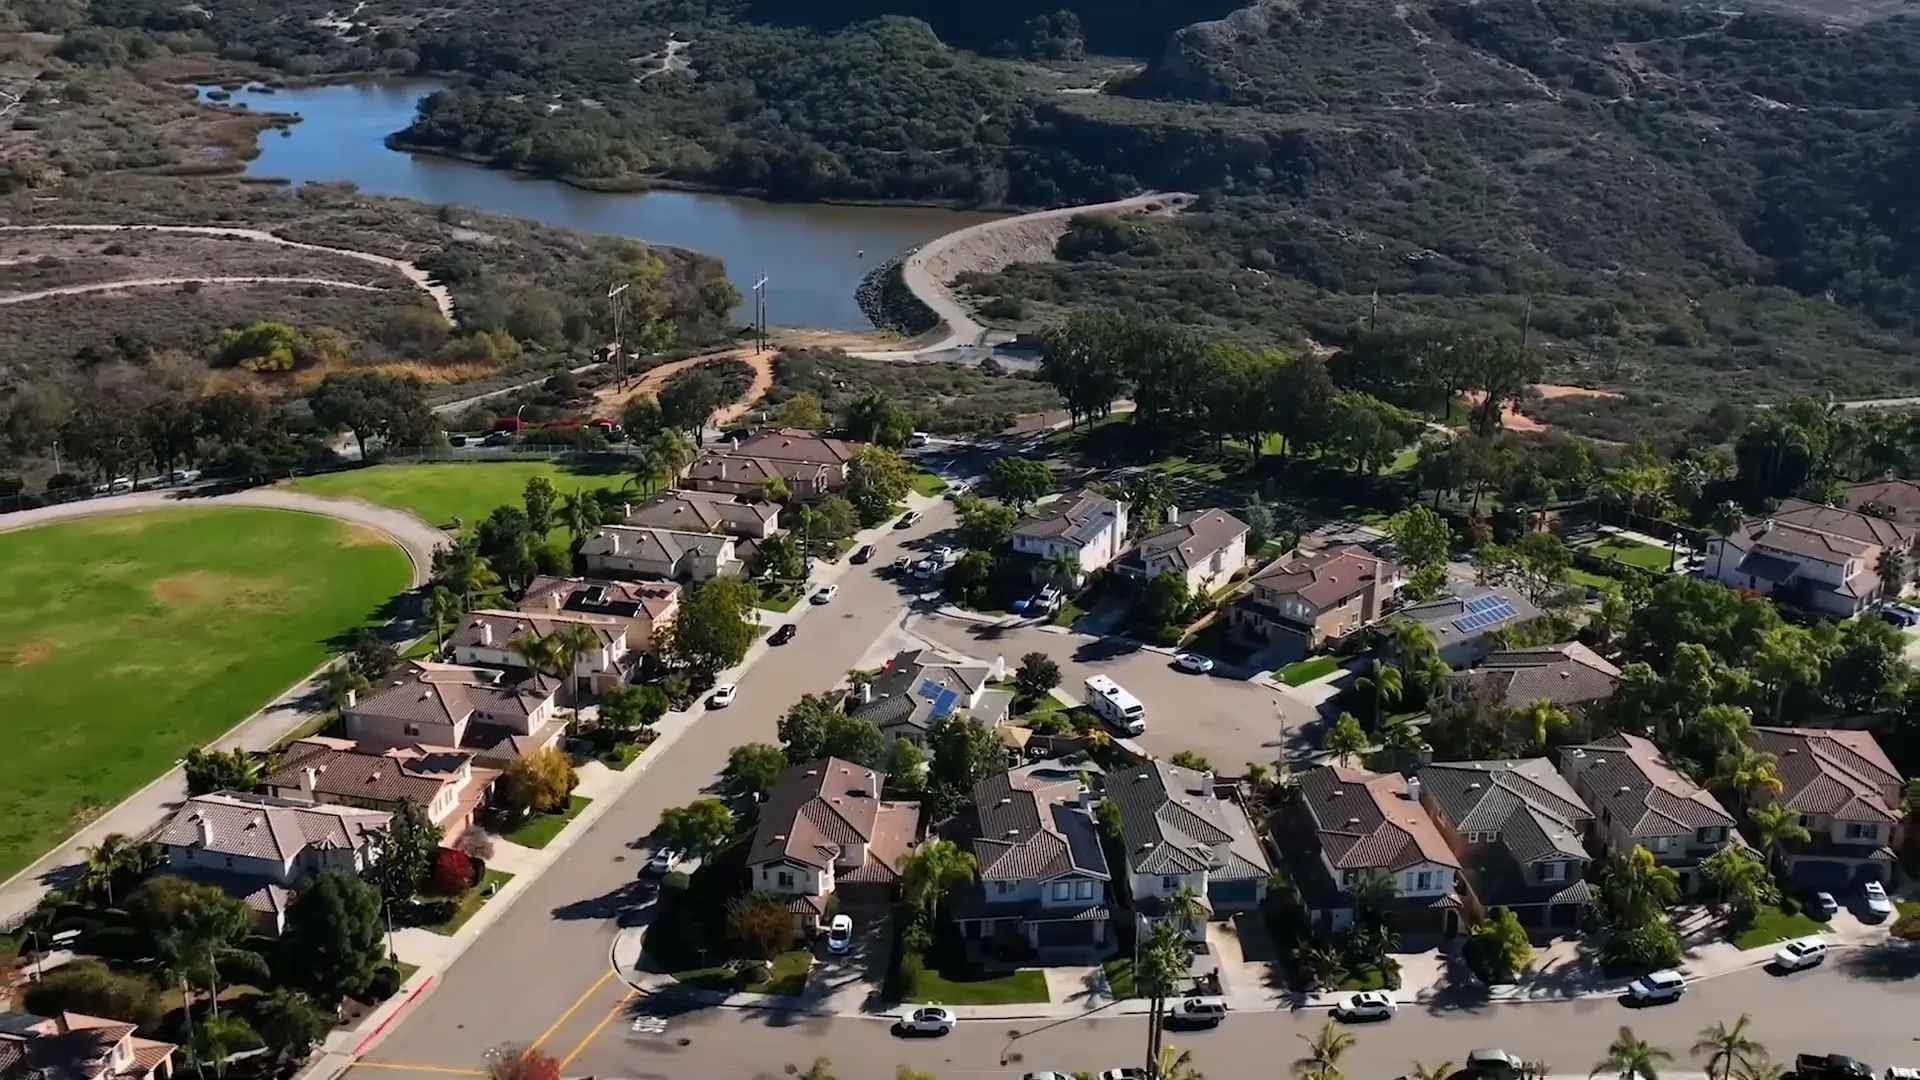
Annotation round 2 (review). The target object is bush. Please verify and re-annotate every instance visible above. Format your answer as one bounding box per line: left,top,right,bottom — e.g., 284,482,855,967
364,964,403,1001
429,848,476,896
727,893,796,961
1779,895,1802,916
662,871,691,895
23,959,163,1031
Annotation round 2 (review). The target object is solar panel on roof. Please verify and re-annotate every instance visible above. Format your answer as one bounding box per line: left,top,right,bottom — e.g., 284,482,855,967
1451,599,1516,633
1466,594,1506,614
917,678,961,719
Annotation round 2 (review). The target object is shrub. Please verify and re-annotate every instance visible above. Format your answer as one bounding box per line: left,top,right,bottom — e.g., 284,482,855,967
429,848,476,897
24,959,163,1031
662,871,691,895
726,893,795,961
1779,894,1802,916
363,964,403,1001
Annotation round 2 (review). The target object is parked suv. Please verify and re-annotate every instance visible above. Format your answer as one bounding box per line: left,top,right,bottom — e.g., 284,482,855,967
1797,1055,1874,1080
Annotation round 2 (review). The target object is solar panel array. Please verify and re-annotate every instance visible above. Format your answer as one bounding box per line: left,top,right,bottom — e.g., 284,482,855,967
917,678,961,719
1451,594,1517,633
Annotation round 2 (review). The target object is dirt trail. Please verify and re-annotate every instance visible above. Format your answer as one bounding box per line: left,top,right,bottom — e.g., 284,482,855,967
591,344,776,425
0,275,387,305
0,224,457,324
1464,383,1626,434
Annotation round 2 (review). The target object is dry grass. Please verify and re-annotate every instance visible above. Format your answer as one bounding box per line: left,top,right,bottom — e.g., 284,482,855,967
0,232,414,295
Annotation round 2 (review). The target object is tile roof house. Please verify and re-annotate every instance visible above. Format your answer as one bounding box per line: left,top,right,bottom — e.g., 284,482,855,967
1704,509,1893,618
729,428,860,470
1011,489,1130,583
342,661,564,766
1105,761,1272,931
518,576,680,655
1118,508,1251,595
447,608,636,696
1447,641,1622,712
1400,589,1539,667
1842,477,1920,526
153,792,390,932
0,1011,175,1080
947,761,1113,962
1416,760,1596,929
747,758,920,930
1229,545,1402,658
846,648,1012,744
1749,727,1904,887
618,491,781,541
1557,734,1738,894
1286,765,1462,934
683,454,836,502
579,525,741,582
265,736,501,844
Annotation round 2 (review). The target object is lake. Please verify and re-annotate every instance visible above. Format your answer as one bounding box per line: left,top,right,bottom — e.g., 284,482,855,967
200,80,1001,329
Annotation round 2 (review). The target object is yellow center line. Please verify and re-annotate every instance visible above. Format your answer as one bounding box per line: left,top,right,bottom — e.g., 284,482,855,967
529,969,617,1051
349,1064,487,1076
558,988,638,1070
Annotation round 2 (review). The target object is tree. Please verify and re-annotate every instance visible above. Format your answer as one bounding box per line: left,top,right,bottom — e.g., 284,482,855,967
252,989,331,1066
1598,845,1681,929
430,848,477,897
749,532,805,580
1140,918,1195,1073
1699,846,1775,921
1138,569,1191,630
1517,697,1570,749
1475,532,1572,603
350,626,399,681
368,799,439,901
323,663,371,713
923,713,1007,818
1243,495,1276,554
752,475,792,504
656,798,735,856
664,575,757,673
559,490,604,545
1693,1015,1765,1080
1746,802,1811,864
1354,660,1403,729
427,585,463,654
1292,1019,1357,1080
503,747,576,815
1411,1063,1456,1080
841,391,913,447
943,549,994,606
1734,1059,1786,1080
1388,505,1454,570
1592,1027,1674,1080
435,540,501,609
722,743,787,799
640,427,697,491
1169,750,1213,772
1878,545,1907,599
183,747,263,797
187,1011,258,1079
776,391,826,431
522,475,559,535
1466,907,1531,981
485,1045,562,1080
1323,712,1370,766
726,892,796,959
24,959,163,1032
1751,624,1824,720
956,497,1021,550
77,833,144,905
900,838,977,922
283,870,386,1002
886,737,927,792
658,368,726,434
988,456,1052,507
1014,651,1060,699
845,445,913,525
130,875,264,1016
599,684,670,737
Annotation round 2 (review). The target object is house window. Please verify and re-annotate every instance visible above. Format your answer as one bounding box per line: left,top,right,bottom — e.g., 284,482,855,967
1696,826,1727,844
404,723,421,737
1537,862,1563,883
997,881,1011,895
1798,813,1814,828
1414,871,1433,890
1076,880,1096,900
1163,876,1180,891
1052,881,1072,901
1845,822,1879,841
777,872,794,888
1465,832,1478,843
1647,836,1672,853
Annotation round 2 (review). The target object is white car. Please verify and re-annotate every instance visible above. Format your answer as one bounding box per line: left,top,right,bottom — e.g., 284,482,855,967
946,481,971,499
1771,938,1828,971
1626,969,1685,1004
1174,652,1215,674
1863,880,1894,918
107,476,135,494
1333,990,1396,1021
709,683,738,708
644,847,684,875
811,584,839,604
826,914,853,954
897,1006,954,1036
1022,1073,1073,1080
1099,1070,1148,1080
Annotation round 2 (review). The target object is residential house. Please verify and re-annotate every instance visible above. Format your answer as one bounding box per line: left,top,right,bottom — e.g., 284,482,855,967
1105,761,1272,937
728,428,859,482
447,609,635,696
1400,589,1539,668
847,648,1013,744
341,661,565,765
1844,477,1920,526
1749,727,1904,888
949,762,1113,962
746,758,920,932
684,454,835,502
1447,642,1622,714
1228,545,1403,658
152,792,390,933
264,736,500,843
518,576,681,656
619,491,781,541
1557,734,1738,894
1011,489,1130,583
1118,508,1251,596
1703,507,1896,618
0,1011,175,1080
580,525,741,582
1287,765,1462,934
1416,761,1595,930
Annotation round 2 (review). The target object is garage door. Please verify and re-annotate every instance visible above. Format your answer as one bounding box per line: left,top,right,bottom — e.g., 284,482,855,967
1852,863,1887,886
1209,881,1258,910
1792,860,1850,890
1037,920,1096,947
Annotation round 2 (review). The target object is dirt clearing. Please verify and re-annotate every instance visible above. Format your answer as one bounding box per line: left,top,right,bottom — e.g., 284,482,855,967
592,345,775,424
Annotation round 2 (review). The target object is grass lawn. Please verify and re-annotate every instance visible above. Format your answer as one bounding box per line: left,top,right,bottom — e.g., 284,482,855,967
1278,655,1342,686
1337,962,1395,991
1581,536,1673,572
1101,956,1137,998
756,584,802,612
1729,904,1826,949
1567,567,1615,590
911,471,948,497
597,741,645,770
499,794,591,849
674,949,814,996
1051,600,1087,627
425,869,515,936
0,508,409,883
289,461,634,534
903,965,1049,1005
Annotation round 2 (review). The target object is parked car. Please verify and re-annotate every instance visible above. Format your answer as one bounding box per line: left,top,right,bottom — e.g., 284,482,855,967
107,476,135,494
912,559,940,580
1771,938,1828,972
1098,1070,1147,1080
709,684,738,708
1863,880,1894,918
896,510,923,529
1883,1068,1920,1080
851,544,877,564
1464,1050,1522,1080
644,847,684,876
812,584,840,604
934,545,957,564
893,555,913,571
946,481,971,500
826,914,853,954
896,1006,953,1036
1174,652,1215,674
1021,1073,1072,1080
770,623,797,645
1333,990,1396,1021
1796,1055,1874,1080
1810,891,1840,918
161,468,202,486
908,432,931,448
1166,997,1227,1026
1625,969,1685,1004
448,434,469,447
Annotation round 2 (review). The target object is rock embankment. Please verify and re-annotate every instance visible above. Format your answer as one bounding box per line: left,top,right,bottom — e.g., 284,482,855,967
854,251,939,337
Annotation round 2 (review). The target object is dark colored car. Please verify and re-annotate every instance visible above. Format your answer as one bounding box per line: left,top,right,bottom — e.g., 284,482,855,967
1809,890,1840,918
851,544,877,564
770,623,797,645
1797,1055,1874,1080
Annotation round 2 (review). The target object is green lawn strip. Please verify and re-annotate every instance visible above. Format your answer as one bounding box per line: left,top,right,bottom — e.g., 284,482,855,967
597,741,645,770
1101,956,1137,998
1337,962,1395,991
911,471,948,496
1567,567,1615,590
500,795,591,849
0,508,410,883
1729,904,1825,950
1278,655,1342,686
425,870,516,936
1051,600,1087,627
673,949,814,995
904,966,1049,1005
1581,537,1673,572
756,585,802,612
401,636,439,660
288,461,634,535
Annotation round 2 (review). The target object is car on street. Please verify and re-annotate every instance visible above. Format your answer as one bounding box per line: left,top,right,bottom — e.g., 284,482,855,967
644,847,684,876
908,431,930,447
770,623,797,645
896,510,922,529
161,468,202,486
812,584,840,604
1332,990,1396,1021
1863,880,1894,918
947,481,970,499
1166,997,1227,1026
851,544,877,564
1810,891,1840,918
1464,1050,1522,1080
912,559,940,580
826,914,853,954
107,476,135,494
1771,938,1828,972
1796,1054,1874,1080
896,1006,953,1036
1625,969,1685,1004
1098,1070,1147,1080
1884,1068,1920,1080
934,545,957,564
893,555,912,571
709,683,738,708
1021,1073,1072,1080
1174,652,1215,674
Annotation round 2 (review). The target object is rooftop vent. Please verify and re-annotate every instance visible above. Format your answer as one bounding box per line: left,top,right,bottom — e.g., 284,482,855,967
1467,782,1481,790
1347,817,1361,826
1618,785,1632,794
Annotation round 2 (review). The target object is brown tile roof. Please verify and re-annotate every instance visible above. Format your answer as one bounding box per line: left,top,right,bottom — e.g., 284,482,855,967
267,738,469,807
1558,734,1735,836
579,525,736,566
1752,727,1902,822
0,1012,173,1080
1746,519,1872,561
1417,759,1593,863
520,576,681,622
1013,489,1124,546
154,792,390,863
965,763,1110,882
1297,766,1458,872
1246,545,1399,611
1771,499,1914,548
1845,477,1920,525
350,662,561,728
620,491,778,535
1136,509,1249,570
729,428,859,466
448,609,626,653
1450,641,1622,709
686,454,831,488
748,758,918,880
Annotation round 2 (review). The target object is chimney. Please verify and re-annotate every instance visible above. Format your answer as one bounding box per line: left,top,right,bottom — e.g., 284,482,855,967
860,682,873,705
609,533,621,554
300,767,317,796
196,814,214,847
345,688,357,709
1167,503,1180,526
866,771,880,798
1405,775,1422,803
480,622,493,647
1199,771,1215,798
1078,786,1092,811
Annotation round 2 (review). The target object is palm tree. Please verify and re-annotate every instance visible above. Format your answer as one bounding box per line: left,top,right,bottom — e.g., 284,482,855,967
1733,1057,1786,1080
1042,549,1082,590
1410,1062,1455,1080
510,633,567,683
1292,1019,1357,1080
437,543,499,609
1323,712,1370,767
549,623,604,709
1517,697,1570,749
1710,746,1781,808
646,428,697,490
1162,883,1206,939
559,490,604,545
322,664,370,713
1877,546,1907,600
1522,1063,1551,1080
1693,1015,1765,1080
1155,1042,1203,1080
1354,660,1402,729
427,586,462,656
1139,920,1194,1075
1592,1027,1673,1080
78,833,139,905
900,838,976,923
1711,501,1745,537
1745,803,1811,867
1377,712,1425,768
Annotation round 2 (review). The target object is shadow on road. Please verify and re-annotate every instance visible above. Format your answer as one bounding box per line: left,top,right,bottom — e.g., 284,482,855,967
1838,941,1920,981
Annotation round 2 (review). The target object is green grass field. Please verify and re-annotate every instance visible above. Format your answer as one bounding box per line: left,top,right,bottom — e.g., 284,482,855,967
1580,536,1673,572
0,509,410,882
1278,655,1342,686
289,462,636,533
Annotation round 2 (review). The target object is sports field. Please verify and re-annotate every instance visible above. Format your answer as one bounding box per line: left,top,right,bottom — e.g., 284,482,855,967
0,508,410,882
288,461,636,533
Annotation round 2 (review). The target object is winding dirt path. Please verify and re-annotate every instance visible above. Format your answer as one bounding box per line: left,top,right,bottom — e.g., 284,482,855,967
0,224,458,324
0,275,389,305
590,344,776,425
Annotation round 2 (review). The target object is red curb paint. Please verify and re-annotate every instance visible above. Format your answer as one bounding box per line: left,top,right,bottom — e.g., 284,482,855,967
353,975,435,1057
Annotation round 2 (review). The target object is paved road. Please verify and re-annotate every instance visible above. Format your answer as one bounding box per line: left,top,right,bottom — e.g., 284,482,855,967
353,502,962,1071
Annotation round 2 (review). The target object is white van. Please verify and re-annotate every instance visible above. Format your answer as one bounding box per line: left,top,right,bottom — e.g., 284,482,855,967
1084,675,1146,735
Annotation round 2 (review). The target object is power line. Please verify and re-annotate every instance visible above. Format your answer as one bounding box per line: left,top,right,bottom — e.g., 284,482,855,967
606,282,631,389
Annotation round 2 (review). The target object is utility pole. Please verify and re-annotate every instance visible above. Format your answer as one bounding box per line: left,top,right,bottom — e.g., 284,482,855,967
751,274,769,352
606,282,631,389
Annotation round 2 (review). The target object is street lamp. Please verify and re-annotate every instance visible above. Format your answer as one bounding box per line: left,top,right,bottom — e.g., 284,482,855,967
26,928,81,981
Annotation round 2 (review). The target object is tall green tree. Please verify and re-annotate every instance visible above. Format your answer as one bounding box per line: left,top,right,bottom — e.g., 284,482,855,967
367,799,439,901
283,870,387,1002
900,838,977,922
522,475,559,535
664,575,757,673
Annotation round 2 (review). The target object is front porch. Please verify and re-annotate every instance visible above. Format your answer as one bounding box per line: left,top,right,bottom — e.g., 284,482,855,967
957,903,1115,966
